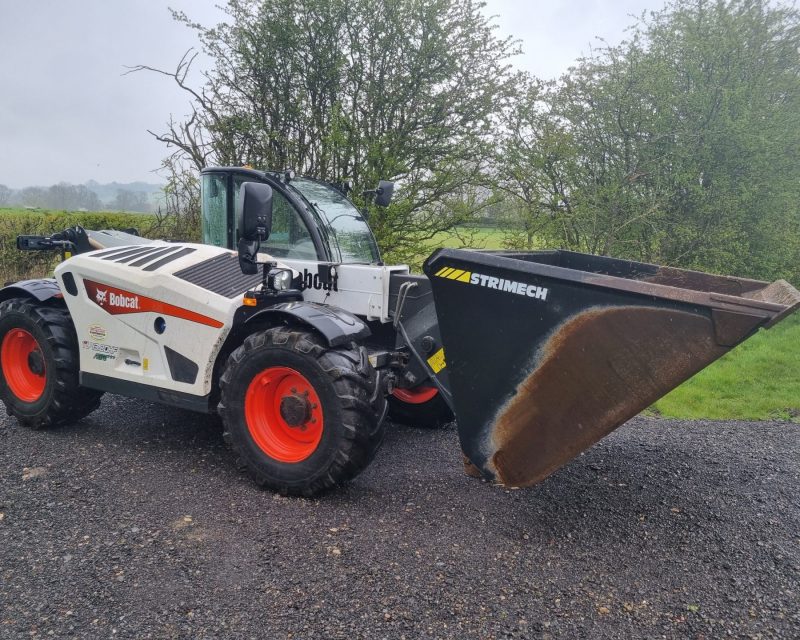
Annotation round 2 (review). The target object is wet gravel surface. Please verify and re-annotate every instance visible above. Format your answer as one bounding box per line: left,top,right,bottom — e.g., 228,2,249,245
0,395,798,639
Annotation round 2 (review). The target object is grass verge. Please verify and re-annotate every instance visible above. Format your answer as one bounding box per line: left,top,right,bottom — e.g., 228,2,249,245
653,312,800,421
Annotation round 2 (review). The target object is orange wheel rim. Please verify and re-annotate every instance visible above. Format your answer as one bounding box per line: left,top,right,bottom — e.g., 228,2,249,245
1,328,46,402
392,385,438,405
244,366,324,463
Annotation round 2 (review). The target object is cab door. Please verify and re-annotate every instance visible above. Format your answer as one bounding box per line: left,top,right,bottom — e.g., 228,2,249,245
201,172,231,248
201,168,325,261
230,173,322,261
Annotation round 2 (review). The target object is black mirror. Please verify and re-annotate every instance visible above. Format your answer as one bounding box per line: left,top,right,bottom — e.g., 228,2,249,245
237,182,273,275
238,182,273,241
374,180,394,207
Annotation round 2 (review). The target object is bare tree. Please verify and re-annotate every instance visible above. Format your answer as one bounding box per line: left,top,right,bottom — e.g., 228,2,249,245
143,156,202,242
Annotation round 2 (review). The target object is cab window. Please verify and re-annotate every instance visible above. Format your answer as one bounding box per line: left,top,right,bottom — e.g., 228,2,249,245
289,178,380,263
232,176,318,260
201,173,228,247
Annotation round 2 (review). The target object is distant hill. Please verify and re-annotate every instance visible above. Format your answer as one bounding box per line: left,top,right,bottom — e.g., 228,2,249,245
0,180,165,213
84,180,164,206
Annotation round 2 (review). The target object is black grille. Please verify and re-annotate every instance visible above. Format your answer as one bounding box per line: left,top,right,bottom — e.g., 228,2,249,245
91,245,140,258
126,247,178,266
90,244,196,271
173,253,263,297
142,247,197,271
100,246,161,261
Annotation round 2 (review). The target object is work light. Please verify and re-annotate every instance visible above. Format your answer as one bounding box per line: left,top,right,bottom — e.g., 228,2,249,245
268,268,293,291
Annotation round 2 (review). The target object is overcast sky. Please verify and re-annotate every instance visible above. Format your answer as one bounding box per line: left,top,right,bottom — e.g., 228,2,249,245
0,0,664,188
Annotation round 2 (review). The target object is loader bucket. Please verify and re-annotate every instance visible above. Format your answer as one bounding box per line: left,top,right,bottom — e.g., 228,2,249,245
423,249,800,487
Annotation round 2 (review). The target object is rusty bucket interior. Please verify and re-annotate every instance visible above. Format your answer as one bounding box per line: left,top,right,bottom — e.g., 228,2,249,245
424,249,800,487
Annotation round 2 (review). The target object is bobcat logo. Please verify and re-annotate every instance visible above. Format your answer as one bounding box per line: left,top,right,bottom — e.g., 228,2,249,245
95,289,108,305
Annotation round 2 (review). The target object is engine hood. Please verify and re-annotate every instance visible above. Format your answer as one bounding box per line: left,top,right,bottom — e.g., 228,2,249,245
57,243,272,299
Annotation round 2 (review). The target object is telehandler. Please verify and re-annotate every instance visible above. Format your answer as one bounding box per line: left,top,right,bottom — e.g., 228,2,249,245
2,167,798,495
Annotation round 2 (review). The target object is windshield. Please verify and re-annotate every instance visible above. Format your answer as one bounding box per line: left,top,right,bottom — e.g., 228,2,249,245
289,178,380,263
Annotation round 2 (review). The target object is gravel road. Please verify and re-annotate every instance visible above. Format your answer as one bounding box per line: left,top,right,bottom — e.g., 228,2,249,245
0,395,797,639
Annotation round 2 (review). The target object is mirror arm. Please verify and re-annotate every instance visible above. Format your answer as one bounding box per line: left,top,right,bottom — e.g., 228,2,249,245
237,237,261,275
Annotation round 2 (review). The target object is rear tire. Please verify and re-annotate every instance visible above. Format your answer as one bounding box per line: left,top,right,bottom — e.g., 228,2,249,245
388,385,453,429
0,298,103,429
218,326,386,496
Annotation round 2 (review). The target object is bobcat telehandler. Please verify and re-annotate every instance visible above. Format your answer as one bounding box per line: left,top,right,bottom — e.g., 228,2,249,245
2,167,798,496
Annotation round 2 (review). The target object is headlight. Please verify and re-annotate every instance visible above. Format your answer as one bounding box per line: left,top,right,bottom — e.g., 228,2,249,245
267,268,293,291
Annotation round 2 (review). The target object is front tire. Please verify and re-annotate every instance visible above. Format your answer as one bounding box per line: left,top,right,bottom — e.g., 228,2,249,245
0,298,103,429
218,327,386,496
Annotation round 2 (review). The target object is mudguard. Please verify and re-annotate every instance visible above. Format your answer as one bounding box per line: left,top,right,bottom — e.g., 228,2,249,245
0,279,64,303
241,301,371,348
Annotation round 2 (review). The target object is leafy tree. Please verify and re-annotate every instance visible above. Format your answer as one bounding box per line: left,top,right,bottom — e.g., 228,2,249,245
46,183,103,211
498,0,800,281
0,185,11,207
112,189,150,213
492,78,579,251
17,186,47,209
146,156,202,242
133,0,521,262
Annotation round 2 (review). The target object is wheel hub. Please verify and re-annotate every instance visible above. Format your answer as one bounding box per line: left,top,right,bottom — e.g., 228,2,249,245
1,328,47,403
244,366,324,463
27,349,45,376
279,393,312,428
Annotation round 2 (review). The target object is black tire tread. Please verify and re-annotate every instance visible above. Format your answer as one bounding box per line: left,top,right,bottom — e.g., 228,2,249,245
218,327,385,496
0,298,103,429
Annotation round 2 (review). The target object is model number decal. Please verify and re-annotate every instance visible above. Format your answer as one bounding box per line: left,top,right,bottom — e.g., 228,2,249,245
434,267,549,301
81,340,119,358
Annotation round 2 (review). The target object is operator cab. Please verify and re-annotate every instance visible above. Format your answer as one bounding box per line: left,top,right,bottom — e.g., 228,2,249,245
200,167,383,264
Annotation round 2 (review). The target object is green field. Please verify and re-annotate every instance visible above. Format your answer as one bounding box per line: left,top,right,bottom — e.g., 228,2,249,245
652,312,800,422
425,224,508,253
